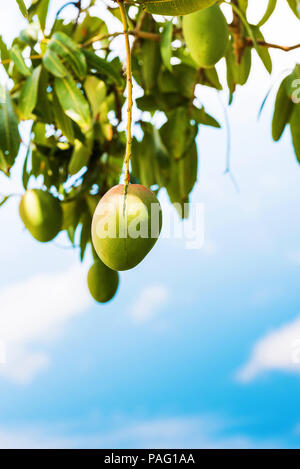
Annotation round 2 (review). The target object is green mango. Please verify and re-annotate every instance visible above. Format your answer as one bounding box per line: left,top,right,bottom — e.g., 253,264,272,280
19,189,62,242
87,260,119,303
182,5,229,68
91,184,162,271
137,0,217,16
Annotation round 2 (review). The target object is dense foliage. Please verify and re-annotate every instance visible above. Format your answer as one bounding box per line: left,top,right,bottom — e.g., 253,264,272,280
0,0,299,300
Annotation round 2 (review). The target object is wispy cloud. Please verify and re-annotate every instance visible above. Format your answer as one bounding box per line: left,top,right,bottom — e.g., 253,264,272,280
129,285,169,324
0,264,91,384
0,415,280,449
236,316,300,382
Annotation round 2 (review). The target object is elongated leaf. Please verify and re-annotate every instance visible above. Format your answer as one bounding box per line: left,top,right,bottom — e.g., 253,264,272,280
19,65,42,119
52,91,74,142
290,104,300,163
0,86,20,165
0,194,11,207
272,77,293,141
34,67,52,122
22,145,31,189
166,142,198,218
9,45,31,77
84,76,106,119
160,107,197,160
258,0,277,27
191,106,221,128
16,0,28,18
142,37,161,93
83,49,123,86
54,75,92,131
138,0,215,15
43,48,67,77
0,150,10,175
49,32,87,80
36,0,49,30
0,36,9,72
252,26,272,74
161,21,172,71
80,213,91,261
69,139,91,175
287,0,300,19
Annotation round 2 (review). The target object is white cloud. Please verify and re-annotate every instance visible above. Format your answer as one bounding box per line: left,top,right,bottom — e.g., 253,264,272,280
0,415,279,449
236,316,300,382
0,264,91,384
129,285,169,324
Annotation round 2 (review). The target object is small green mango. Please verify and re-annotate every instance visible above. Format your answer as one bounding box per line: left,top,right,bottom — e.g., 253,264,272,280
183,5,229,68
87,260,119,303
138,0,217,16
91,184,162,271
19,189,62,242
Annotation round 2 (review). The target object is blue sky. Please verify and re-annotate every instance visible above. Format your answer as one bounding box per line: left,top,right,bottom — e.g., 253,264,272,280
0,0,300,448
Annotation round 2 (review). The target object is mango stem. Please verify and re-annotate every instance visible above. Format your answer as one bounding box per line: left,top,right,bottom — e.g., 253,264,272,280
117,0,133,210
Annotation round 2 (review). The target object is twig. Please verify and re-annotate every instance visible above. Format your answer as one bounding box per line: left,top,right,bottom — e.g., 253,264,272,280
116,0,133,203
244,38,300,52
55,1,81,19
81,29,161,48
230,0,245,64
0,54,42,66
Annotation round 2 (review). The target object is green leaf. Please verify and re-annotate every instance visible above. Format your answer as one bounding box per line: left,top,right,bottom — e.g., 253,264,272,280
80,213,91,261
252,26,272,74
36,0,49,30
43,48,68,77
142,37,161,93
287,0,300,18
9,45,31,77
272,76,293,141
0,36,10,72
290,104,300,163
18,65,42,119
69,139,92,175
166,142,198,218
230,2,259,54
49,32,87,80
22,146,31,189
138,0,213,15
19,24,39,46
73,14,108,46
191,106,221,128
34,67,53,123
237,0,248,14
62,199,82,232
83,49,123,86
84,76,106,119
132,122,170,188
161,21,173,71
52,91,74,142
226,39,252,95
0,150,11,175
0,86,20,166
257,0,277,27
16,0,28,18
54,75,92,131
0,194,11,207
160,107,197,160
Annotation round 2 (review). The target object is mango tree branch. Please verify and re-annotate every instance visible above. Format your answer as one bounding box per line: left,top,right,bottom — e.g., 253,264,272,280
116,0,133,198
244,38,300,52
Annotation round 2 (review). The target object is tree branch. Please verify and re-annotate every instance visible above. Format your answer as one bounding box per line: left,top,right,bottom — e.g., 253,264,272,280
116,0,133,199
